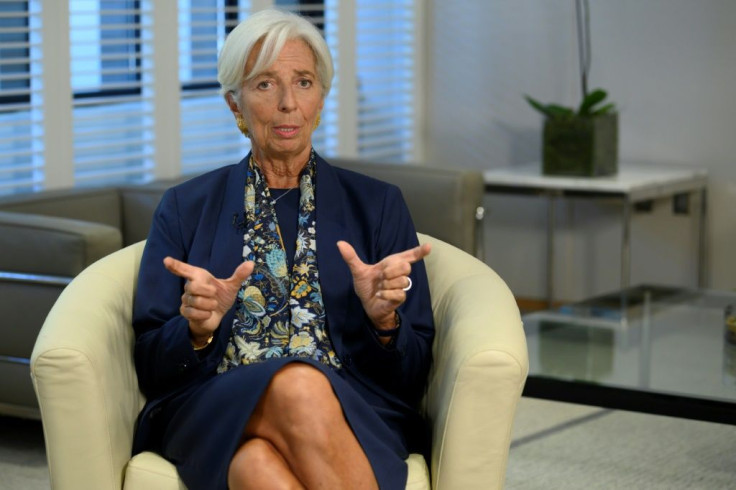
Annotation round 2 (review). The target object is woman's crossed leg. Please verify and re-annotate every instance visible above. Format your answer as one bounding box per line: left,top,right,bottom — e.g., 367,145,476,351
228,363,379,490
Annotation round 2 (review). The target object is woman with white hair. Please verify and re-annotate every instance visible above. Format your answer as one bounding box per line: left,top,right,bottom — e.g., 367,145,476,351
131,9,433,489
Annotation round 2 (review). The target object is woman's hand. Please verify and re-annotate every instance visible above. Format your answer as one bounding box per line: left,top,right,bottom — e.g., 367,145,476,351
163,257,255,345
337,241,431,332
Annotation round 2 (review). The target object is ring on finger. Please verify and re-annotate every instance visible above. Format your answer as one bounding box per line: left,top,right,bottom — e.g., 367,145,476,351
402,277,413,292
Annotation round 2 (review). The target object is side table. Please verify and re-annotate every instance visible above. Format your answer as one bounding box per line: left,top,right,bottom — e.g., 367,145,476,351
483,162,708,307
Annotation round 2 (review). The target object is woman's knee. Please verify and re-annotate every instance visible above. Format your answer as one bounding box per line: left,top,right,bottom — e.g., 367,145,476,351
264,364,344,441
269,363,339,410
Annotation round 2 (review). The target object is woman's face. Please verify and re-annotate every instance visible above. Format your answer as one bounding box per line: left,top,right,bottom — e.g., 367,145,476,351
234,39,324,164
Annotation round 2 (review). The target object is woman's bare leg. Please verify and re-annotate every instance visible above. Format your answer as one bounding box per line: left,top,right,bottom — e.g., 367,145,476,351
228,437,304,490
229,363,379,489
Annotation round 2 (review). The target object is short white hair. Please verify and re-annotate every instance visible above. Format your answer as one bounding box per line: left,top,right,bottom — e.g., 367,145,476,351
217,9,333,107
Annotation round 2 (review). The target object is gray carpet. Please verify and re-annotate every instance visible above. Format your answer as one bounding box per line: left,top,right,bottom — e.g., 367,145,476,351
506,398,736,489
0,416,48,490
1,398,735,489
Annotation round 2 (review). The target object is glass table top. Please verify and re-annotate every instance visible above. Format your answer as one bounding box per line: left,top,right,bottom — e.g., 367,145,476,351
522,285,736,407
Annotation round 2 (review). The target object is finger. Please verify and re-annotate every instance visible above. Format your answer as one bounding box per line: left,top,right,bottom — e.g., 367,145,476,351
226,260,255,287
397,242,432,264
337,241,365,273
381,261,412,280
184,280,217,297
183,293,218,311
164,256,200,280
179,304,213,322
375,289,406,304
381,275,412,291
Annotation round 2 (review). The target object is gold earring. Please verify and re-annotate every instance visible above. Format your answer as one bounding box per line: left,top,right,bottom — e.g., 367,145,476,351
314,114,321,130
236,114,248,136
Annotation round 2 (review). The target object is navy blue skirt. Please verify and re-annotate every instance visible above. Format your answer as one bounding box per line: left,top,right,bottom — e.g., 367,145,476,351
156,358,414,489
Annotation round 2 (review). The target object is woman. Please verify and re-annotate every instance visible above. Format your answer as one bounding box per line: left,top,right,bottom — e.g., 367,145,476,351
132,9,434,490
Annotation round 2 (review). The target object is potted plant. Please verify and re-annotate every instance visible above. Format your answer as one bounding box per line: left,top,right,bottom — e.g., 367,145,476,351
525,0,618,177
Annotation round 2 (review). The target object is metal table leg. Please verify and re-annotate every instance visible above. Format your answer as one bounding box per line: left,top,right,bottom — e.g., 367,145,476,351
547,193,556,308
621,199,631,290
698,188,708,288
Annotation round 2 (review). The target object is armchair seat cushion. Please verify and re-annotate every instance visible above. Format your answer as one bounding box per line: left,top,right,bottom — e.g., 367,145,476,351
123,451,430,490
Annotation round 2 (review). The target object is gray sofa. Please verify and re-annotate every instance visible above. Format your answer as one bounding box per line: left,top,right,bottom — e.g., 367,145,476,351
1,159,484,418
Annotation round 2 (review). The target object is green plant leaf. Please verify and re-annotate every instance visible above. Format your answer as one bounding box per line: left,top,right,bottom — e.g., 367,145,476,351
524,95,552,116
591,103,616,115
546,104,576,119
578,89,607,115
525,95,575,119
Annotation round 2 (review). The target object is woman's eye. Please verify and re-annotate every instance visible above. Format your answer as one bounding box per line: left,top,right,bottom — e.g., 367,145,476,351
257,81,271,89
298,79,312,88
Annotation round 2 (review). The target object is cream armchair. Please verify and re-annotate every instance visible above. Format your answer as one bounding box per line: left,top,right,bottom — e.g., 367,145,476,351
31,234,527,490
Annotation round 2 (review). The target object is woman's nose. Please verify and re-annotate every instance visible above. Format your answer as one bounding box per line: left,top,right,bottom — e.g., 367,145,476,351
278,87,296,112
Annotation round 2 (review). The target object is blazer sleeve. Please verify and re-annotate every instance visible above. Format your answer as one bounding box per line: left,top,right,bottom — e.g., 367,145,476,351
132,188,215,400
348,185,435,406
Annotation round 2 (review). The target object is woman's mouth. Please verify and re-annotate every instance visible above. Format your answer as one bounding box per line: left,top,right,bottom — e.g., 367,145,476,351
273,125,299,137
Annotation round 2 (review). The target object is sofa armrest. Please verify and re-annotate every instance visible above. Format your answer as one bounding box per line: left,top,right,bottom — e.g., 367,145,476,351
418,234,528,490
0,272,70,359
0,211,122,276
31,242,146,490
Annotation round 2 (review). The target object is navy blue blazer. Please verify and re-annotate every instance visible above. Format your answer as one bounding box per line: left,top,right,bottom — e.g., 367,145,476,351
132,153,434,453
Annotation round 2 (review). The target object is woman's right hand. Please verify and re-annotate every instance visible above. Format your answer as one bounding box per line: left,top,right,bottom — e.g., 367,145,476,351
163,257,255,345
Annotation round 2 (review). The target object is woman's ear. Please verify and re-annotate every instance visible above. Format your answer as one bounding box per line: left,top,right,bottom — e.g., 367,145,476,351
225,92,240,117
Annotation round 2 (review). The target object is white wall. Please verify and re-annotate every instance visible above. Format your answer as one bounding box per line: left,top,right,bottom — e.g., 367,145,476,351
424,0,736,301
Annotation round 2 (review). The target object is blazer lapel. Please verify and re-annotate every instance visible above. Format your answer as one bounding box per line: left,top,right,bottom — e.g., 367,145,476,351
209,156,249,280
315,156,354,344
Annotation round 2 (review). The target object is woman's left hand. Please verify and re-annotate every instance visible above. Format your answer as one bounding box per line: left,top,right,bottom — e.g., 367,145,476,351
337,240,431,331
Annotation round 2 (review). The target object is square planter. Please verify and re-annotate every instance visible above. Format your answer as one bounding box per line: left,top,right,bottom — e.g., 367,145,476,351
542,112,618,177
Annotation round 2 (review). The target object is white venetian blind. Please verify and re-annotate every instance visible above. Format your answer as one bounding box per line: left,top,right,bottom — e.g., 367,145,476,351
69,0,155,187
0,0,422,196
354,0,416,162
0,0,43,195
178,0,251,175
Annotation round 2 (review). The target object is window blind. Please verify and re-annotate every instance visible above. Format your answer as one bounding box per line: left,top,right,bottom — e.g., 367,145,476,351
70,0,154,187
0,0,421,196
178,0,251,176
0,0,43,195
354,0,415,162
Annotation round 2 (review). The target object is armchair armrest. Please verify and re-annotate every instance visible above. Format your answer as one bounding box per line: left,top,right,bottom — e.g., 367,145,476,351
0,211,122,276
31,242,146,490
418,234,528,490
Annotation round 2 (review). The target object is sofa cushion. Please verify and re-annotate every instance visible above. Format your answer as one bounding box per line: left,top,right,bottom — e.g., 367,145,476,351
0,211,122,276
0,187,123,230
